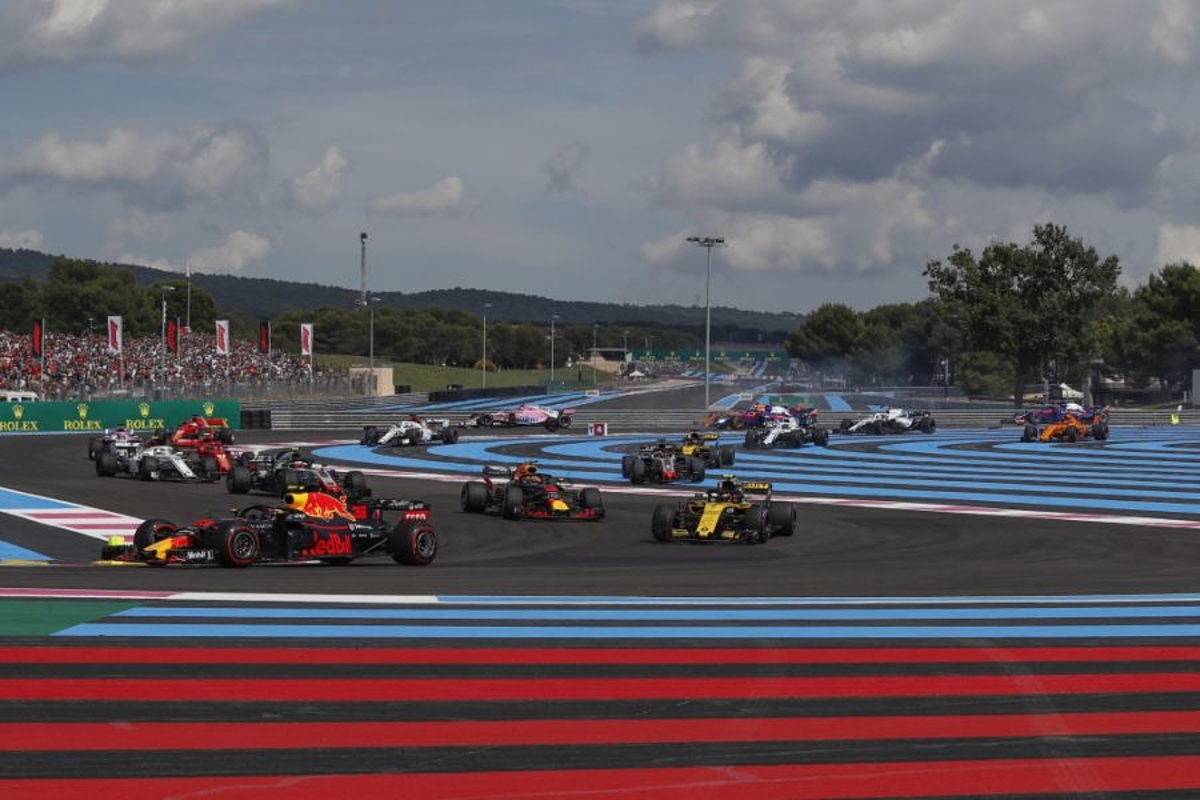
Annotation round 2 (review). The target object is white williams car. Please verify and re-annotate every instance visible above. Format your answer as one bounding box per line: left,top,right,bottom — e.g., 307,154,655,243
838,408,937,435
362,416,460,447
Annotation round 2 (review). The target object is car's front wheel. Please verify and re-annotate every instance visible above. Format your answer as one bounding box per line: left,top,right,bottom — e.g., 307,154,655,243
390,522,437,566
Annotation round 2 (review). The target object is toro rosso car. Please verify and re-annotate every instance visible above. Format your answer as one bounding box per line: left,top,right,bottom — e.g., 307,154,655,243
461,404,575,431
98,490,437,567
651,476,795,544
838,408,936,435
460,461,604,520
226,447,369,498
362,416,459,447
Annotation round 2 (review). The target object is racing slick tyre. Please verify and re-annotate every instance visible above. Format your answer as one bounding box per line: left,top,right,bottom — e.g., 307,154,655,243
461,481,489,513
441,427,460,444
1092,422,1108,441
621,455,636,478
133,518,178,550
544,418,560,432
138,455,159,481
870,420,884,436
719,445,736,466
813,428,831,447
743,506,768,544
343,470,368,497
629,457,647,485
476,413,493,427
1022,423,1038,443
768,502,796,537
840,418,853,433
151,426,167,445
201,455,220,482
226,464,253,494
213,523,260,568
96,451,118,477
559,415,572,429
651,504,676,543
1065,426,1079,443
580,487,604,516
87,436,103,460
689,457,706,482
217,426,234,445
361,425,380,445
743,430,758,449
501,485,526,520
389,521,438,566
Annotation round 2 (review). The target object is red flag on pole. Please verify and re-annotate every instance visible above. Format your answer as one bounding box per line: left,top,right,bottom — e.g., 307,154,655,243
259,321,271,355
300,323,313,356
166,318,179,354
31,319,44,359
215,320,230,355
107,316,123,354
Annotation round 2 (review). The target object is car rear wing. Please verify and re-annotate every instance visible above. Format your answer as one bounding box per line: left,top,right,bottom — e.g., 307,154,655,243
482,465,514,478
741,481,772,495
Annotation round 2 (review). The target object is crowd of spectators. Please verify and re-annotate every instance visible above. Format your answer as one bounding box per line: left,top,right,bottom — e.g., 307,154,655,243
0,329,349,400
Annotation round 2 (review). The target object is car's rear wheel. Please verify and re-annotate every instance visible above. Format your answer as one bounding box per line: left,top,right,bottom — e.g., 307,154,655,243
814,428,830,447
133,518,177,550
651,504,676,542
461,481,489,513
1065,426,1078,443
1022,423,1038,442
201,455,219,481
227,464,252,494
96,451,117,477
501,485,525,520
621,454,635,478
768,502,795,537
719,445,736,466
87,436,103,460
689,456,706,482
629,457,647,484
362,425,379,445
743,431,758,449
343,470,368,497
441,427,460,444
217,427,234,445
390,522,438,566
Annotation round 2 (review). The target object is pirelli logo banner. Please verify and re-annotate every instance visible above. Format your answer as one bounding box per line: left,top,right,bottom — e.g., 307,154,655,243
0,399,241,435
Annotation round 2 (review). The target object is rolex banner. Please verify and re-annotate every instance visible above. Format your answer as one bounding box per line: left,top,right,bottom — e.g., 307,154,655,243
107,316,123,355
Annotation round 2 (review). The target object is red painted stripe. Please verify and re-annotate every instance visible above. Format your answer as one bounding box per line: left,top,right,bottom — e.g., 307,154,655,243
4,672,1200,701
4,710,1200,751
4,756,1200,799
7,644,1200,665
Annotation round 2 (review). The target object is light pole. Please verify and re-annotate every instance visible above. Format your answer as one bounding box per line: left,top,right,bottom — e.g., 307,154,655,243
550,313,559,385
158,285,176,393
359,232,368,307
482,303,491,388
686,235,726,410
592,323,599,386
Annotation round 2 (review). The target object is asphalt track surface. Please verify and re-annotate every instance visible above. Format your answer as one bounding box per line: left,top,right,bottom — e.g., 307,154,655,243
6,390,1200,797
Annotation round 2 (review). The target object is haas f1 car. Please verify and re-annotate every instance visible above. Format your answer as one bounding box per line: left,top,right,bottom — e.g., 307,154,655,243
226,447,369,498
621,440,707,485
461,404,575,431
651,476,795,544
362,416,460,447
460,461,605,520
99,490,437,567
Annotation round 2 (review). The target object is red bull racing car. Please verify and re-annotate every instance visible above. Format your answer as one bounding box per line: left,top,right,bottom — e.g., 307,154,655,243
460,461,605,520
98,490,437,567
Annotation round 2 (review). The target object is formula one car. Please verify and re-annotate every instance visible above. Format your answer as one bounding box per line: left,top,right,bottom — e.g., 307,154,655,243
98,490,437,567
95,442,221,482
461,404,575,431
680,431,736,468
460,461,604,520
169,415,236,446
621,440,706,485
651,476,795,543
743,410,830,449
838,408,936,435
87,427,145,461
225,447,369,498
1020,403,1111,443
361,416,460,447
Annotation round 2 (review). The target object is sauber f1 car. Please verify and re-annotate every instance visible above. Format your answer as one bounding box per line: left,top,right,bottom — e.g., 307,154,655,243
838,408,936,435
460,461,605,520
95,443,221,482
225,447,369,498
621,440,706,485
461,404,575,431
362,416,460,447
99,490,437,567
651,476,795,544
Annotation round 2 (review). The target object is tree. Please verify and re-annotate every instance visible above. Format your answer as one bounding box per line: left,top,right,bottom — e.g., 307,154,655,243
1116,263,1200,396
785,303,863,374
924,223,1121,406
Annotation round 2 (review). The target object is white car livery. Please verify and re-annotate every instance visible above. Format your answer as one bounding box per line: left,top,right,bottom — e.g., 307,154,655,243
362,417,460,447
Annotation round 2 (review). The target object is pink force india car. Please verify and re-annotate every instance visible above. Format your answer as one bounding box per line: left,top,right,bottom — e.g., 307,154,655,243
461,403,575,431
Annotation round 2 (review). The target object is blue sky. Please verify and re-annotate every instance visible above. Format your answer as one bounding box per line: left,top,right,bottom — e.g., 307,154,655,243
3,1,1200,315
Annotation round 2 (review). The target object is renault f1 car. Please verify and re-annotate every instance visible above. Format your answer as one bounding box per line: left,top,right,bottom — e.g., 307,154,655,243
680,431,736,468
98,490,437,567
225,447,369,498
361,416,460,447
838,408,936,435
461,404,575,431
95,443,221,483
743,410,830,449
651,476,795,543
621,440,706,485
460,461,604,520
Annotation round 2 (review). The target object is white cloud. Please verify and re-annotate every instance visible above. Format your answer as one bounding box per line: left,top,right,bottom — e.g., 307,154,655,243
541,142,588,196
109,209,173,242
187,231,272,274
1156,223,1200,266
366,176,481,216
0,0,298,71
0,228,43,249
285,145,348,213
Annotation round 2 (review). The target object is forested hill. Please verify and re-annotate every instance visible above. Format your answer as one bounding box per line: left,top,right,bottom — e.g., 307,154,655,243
0,248,798,333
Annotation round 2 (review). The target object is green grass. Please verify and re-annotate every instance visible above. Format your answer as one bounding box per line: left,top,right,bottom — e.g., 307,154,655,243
319,356,609,393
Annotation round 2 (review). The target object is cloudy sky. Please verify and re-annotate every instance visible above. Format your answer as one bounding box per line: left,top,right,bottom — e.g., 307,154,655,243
2,0,1200,315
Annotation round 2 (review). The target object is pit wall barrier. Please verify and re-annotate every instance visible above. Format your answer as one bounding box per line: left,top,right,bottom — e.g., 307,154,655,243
0,399,241,435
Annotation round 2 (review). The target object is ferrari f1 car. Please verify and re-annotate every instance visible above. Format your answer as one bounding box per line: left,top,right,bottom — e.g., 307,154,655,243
743,409,830,449
95,443,221,482
225,447,369,498
621,440,706,485
460,404,575,431
98,490,437,567
460,461,604,520
651,476,796,543
361,416,460,447
838,408,936,435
